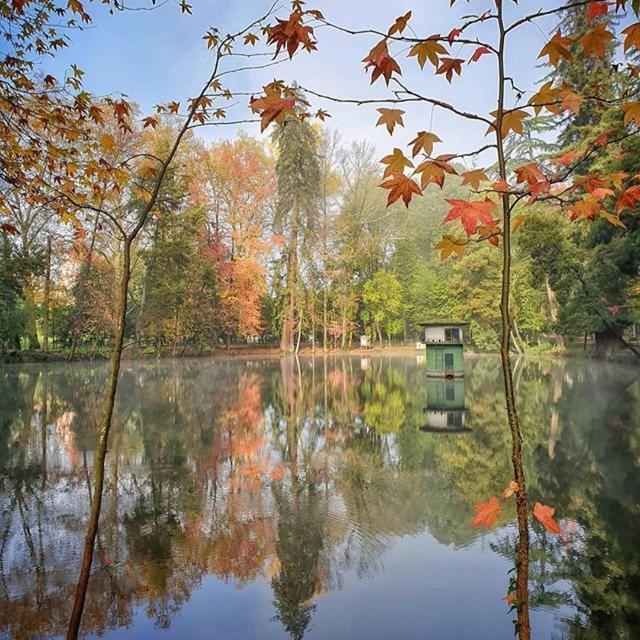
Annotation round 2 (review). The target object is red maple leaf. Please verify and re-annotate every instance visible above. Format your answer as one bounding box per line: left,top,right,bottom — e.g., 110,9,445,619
445,198,497,235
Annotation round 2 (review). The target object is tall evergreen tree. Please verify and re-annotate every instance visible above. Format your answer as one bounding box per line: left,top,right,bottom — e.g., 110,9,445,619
550,3,619,148
273,111,321,353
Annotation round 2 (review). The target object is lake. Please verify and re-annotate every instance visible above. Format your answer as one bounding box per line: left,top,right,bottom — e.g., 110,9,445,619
0,355,638,640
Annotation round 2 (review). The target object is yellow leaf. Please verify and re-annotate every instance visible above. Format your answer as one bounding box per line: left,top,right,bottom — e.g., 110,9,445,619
408,38,447,69
435,234,465,260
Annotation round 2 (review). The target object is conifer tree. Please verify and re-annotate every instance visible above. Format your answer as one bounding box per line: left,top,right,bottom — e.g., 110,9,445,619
273,109,321,353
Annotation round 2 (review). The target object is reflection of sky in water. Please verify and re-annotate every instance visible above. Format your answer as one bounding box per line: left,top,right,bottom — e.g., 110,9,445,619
1,355,639,640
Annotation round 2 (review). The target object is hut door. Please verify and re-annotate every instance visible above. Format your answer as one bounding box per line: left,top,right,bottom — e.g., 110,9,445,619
444,353,454,370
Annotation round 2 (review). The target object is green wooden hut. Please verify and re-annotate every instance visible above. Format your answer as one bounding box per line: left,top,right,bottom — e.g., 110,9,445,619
419,321,468,378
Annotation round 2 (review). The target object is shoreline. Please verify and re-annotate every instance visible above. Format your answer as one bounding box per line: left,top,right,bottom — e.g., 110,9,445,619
3,343,640,366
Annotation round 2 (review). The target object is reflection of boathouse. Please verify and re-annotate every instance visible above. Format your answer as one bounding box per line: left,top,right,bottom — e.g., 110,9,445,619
419,322,468,378
421,378,469,433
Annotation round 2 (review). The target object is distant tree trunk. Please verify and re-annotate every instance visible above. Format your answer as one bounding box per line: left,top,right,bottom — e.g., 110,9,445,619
323,286,328,352
42,236,52,352
70,213,100,360
545,277,564,349
281,203,298,354
594,325,622,359
295,315,302,353
511,316,525,354
24,281,40,350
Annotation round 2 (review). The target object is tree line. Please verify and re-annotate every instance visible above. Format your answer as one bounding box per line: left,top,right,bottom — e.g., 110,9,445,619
3,4,640,362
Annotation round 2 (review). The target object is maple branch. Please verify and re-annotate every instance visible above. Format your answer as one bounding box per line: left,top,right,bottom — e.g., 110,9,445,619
457,11,498,35
450,230,502,246
119,152,164,166
216,59,283,78
51,190,127,237
450,144,497,159
318,20,497,53
187,118,259,130
505,0,593,34
393,79,493,124
298,85,422,107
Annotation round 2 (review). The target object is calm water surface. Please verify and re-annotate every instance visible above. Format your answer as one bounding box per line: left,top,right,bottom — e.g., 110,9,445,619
0,355,639,640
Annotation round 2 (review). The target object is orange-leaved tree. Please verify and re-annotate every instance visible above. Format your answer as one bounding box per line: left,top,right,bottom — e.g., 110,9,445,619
250,1,640,638
8,0,304,639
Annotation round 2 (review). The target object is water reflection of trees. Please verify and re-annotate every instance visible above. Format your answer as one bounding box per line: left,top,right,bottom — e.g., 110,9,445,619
0,356,638,639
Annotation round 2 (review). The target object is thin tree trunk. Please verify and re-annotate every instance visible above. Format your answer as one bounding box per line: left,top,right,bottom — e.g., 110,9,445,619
42,236,52,352
69,213,101,360
323,285,328,352
65,39,232,638
66,240,131,640
545,277,564,349
511,315,525,354
281,204,298,354
24,281,40,350
496,4,530,638
295,314,302,353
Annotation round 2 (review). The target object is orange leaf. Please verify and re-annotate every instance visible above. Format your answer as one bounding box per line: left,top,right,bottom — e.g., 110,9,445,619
538,30,573,67
552,150,581,166
501,480,518,499
267,11,317,59
622,22,640,51
515,163,547,186
491,179,509,195
533,502,562,535
580,24,615,58
616,184,640,213
460,168,489,189
488,109,527,139
622,102,640,126
376,108,405,135
363,39,402,85
472,497,501,529
414,155,457,188
381,148,414,177
380,172,422,207
250,86,296,131
409,131,441,157
388,11,411,36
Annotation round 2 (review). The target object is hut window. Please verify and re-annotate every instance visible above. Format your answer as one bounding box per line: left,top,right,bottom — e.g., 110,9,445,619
445,327,461,342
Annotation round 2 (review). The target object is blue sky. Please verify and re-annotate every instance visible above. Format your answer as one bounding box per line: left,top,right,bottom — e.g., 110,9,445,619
43,0,621,167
